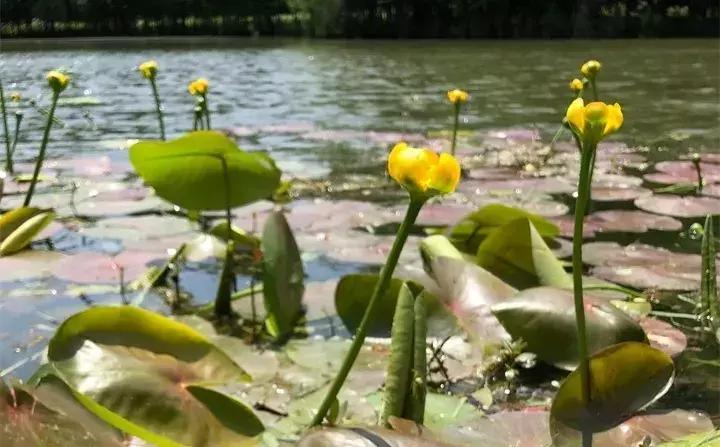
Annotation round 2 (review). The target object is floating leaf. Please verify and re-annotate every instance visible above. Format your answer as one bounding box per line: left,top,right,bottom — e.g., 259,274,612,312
551,342,674,433
552,210,682,238
476,217,571,289
262,211,305,340
45,306,260,446
0,207,55,256
492,287,647,370
209,221,260,250
129,131,281,211
51,251,161,284
447,204,558,254
639,317,688,358
635,195,720,218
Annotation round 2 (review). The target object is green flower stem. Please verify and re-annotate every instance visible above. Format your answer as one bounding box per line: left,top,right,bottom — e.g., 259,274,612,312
573,144,595,447
0,79,12,174
450,102,460,156
23,90,60,207
202,93,211,130
692,157,703,193
590,79,599,102
149,78,165,140
309,198,424,427
10,111,22,158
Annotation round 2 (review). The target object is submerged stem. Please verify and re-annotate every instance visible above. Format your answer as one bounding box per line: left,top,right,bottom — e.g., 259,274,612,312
149,79,166,140
450,103,460,156
573,145,595,445
24,91,60,207
309,198,424,427
0,79,12,174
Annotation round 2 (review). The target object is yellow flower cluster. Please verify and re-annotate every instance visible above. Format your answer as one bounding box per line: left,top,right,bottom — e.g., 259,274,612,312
188,78,209,96
46,70,70,93
566,98,623,146
138,60,158,80
580,60,601,78
446,89,469,104
388,142,460,200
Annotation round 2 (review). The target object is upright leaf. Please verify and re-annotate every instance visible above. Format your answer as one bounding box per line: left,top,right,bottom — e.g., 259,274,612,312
701,215,719,326
476,217,571,289
262,211,305,339
0,207,55,256
129,131,281,211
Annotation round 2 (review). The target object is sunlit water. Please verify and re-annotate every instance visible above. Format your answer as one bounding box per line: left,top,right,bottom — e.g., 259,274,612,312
1,38,718,420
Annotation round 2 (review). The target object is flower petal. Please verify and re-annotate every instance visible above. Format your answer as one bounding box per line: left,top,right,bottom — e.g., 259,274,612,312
566,98,586,136
603,103,624,136
427,153,461,194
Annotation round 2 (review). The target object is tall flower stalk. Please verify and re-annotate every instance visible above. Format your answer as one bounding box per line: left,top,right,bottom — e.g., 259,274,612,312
446,89,468,156
24,70,69,207
0,78,12,174
564,60,623,446
188,78,210,130
309,142,461,427
138,60,165,140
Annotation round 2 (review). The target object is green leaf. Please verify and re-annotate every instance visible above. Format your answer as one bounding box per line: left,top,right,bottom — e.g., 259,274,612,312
262,211,305,339
405,292,428,425
550,341,674,433
701,215,719,328
476,217,571,289
0,207,55,256
185,385,264,436
1,377,124,447
448,204,559,254
209,221,260,249
129,131,281,211
45,306,259,446
658,430,720,446
491,287,647,370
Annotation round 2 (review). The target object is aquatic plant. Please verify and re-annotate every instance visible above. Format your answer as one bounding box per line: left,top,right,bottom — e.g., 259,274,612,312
138,60,165,140
310,142,460,426
0,79,11,174
446,89,468,156
188,78,211,129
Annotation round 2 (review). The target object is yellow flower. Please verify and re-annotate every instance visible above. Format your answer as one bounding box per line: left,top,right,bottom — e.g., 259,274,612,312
569,78,583,94
188,78,209,96
565,98,623,146
138,60,158,80
447,89,469,104
388,142,461,199
46,70,70,93
9,92,21,103
580,60,601,78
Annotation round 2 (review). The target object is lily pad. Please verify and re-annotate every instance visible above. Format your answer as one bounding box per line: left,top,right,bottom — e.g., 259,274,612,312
476,217,571,289
130,131,281,211
0,207,55,256
45,306,262,446
635,195,720,218
644,161,720,185
552,210,682,238
590,185,652,202
639,317,688,358
0,250,66,282
491,287,648,370
51,251,162,284
550,342,674,433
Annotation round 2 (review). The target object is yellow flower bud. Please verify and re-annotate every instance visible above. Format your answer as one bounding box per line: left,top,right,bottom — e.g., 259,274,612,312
447,89,469,104
388,142,461,200
9,92,21,103
580,60,601,78
188,78,209,96
565,98,623,147
46,70,70,94
138,60,158,80
569,78,583,94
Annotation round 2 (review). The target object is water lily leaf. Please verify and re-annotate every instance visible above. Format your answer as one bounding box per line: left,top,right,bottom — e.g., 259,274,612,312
0,207,55,256
476,217,571,289
658,430,720,446
442,410,550,447
552,210,682,238
366,392,478,431
209,222,260,249
51,251,162,284
447,203,559,254
491,287,648,370
550,342,674,433
129,131,281,211
639,317,688,358
635,195,720,218
262,211,305,340
44,306,260,446
1,378,124,447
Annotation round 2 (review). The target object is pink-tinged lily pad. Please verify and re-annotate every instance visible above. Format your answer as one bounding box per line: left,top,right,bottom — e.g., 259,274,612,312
701,153,720,164
72,181,149,203
590,410,714,447
34,221,64,241
591,185,652,202
0,250,66,282
400,202,475,227
702,183,720,198
70,196,167,218
44,156,132,178
644,161,720,185
286,199,394,233
444,409,550,447
296,231,421,266
553,211,682,238
466,167,520,181
486,128,541,143
301,129,425,145
460,177,575,196
51,251,162,284
639,317,688,358
583,242,713,291
635,195,720,218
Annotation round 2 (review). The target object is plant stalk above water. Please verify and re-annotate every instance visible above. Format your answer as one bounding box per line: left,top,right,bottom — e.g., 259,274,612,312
149,78,166,140
24,90,60,207
450,102,460,156
309,198,424,427
0,79,12,174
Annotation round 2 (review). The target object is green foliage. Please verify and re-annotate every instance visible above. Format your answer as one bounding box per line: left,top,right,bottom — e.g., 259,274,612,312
700,214,719,328
550,342,674,433
129,131,281,211
475,217,570,290
448,203,559,255
335,274,406,337
492,287,648,370
0,206,55,256
261,211,305,340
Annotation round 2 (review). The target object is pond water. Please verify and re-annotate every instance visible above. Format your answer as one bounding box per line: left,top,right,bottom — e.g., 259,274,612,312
1,37,719,433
